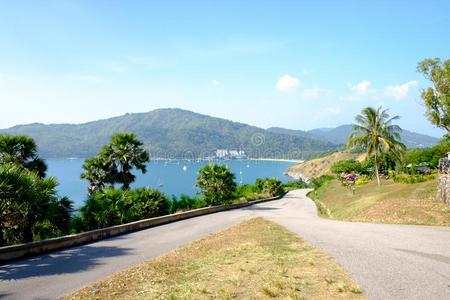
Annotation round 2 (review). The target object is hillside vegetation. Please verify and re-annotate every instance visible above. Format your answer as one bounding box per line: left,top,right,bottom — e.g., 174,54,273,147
288,151,366,181
309,179,450,226
0,108,336,159
66,218,365,300
268,125,440,148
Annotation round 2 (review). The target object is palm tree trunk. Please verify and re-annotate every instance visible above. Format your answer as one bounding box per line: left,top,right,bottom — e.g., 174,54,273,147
374,156,381,186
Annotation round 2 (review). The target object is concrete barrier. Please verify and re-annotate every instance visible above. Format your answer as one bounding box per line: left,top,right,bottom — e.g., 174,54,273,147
0,195,283,263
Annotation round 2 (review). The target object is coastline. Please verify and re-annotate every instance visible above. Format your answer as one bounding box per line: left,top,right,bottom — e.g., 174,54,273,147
285,170,310,183
250,158,304,163
57,157,305,164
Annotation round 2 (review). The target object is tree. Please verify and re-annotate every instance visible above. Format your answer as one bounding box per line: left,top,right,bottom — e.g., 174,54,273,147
417,58,450,133
80,132,149,192
80,148,117,194
0,164,72,245
196,164,236,206
348,106,406,186
330,159,363,175
108,133,149,190
0,134,47,177
255,177,284,196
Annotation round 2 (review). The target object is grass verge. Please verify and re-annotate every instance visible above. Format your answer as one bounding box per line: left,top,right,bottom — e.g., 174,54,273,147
65,218,365,300
309,178,450,226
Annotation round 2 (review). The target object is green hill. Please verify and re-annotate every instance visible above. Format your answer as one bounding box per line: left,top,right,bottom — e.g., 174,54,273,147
268,125,440,148
0,108,337,159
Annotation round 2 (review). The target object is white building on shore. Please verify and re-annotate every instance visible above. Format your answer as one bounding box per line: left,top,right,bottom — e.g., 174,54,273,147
215,149,246,159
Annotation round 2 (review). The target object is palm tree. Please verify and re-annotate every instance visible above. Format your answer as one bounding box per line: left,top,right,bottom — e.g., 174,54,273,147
108,132,149,190
0,135,47,177
348,106,406,186
80,133,149,192
80,149,117,194
0,164,72,245
196,164,236,205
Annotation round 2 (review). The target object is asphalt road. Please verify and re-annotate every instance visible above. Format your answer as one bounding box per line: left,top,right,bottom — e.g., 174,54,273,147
1,189,449,299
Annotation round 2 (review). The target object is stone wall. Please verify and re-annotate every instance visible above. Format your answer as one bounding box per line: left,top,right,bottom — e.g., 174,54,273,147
437,157,450,205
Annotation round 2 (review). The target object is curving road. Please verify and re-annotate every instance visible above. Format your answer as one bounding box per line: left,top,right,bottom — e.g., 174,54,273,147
1,189,449,299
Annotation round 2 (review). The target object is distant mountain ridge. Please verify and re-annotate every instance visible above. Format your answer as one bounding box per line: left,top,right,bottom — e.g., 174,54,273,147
0,108,337,159
267,125,440,148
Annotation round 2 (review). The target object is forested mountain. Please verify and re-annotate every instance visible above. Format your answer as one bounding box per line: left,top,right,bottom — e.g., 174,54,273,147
0,109,337,159
268,125,440,148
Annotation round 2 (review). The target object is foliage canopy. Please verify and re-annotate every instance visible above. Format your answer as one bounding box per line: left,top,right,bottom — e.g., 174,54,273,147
196,164,237,205
417,58,450,132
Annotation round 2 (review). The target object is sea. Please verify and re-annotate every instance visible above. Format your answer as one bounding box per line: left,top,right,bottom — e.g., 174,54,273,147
46,159,296,208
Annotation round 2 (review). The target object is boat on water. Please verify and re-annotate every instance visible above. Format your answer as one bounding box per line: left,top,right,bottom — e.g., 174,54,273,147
157,178,163,187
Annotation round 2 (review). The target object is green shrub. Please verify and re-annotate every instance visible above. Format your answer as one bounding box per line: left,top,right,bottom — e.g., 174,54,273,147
127,188,170,221
78,188,124,230
76,187,170,231
170,194,206,213
263,178,284,197
196,164,237,206
282,180,309,191
355,175,371,185
233,184,260,199
255,177,284,197
331,159,363,174
311,175,334,190
392,173,436,184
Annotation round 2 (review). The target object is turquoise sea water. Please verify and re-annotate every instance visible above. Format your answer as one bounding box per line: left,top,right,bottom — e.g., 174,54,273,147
46,159,295,208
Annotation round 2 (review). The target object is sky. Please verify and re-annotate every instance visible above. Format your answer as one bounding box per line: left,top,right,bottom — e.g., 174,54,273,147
0,0,449,137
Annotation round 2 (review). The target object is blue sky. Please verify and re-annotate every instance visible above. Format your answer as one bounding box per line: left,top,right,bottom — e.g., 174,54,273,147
0,0,449,137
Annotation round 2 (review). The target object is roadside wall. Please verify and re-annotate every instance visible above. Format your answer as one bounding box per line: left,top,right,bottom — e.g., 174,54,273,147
437,157,450,205
0,195,283,263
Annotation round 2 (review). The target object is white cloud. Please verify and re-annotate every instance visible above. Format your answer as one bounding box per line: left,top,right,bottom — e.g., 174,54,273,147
313,107,341,121
302,85,320,98
352,80,372,95
384,80,418,100
340,80,376,101
276,74,300,93
212,79,220,86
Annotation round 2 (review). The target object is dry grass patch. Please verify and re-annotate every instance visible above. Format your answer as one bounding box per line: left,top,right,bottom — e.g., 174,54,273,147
310,179,450,226
288,151,365,180
65,218,365,300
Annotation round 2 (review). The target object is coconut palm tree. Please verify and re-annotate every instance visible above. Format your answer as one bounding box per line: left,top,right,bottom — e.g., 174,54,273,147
348,106,406,186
